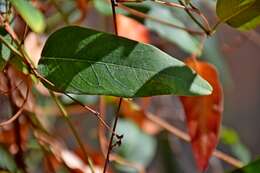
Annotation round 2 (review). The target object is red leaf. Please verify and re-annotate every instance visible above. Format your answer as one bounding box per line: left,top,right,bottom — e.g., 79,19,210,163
116,14,150,44
180,58,223,171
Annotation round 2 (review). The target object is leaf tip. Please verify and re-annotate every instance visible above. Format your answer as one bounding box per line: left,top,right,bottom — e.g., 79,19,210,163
190,75,213,96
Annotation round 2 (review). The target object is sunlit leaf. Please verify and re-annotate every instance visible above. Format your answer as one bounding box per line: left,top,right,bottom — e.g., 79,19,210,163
0,28,12,71
216,0,260,30
38,26,212,97
180,58,223,171
9,0,46,33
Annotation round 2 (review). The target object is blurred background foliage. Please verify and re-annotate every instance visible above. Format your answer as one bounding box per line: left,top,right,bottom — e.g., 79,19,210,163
0,0,260,173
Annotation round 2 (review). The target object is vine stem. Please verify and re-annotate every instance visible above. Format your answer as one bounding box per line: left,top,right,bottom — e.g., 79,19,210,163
103,1,123,173
49,91,96,173
64,93,116,135
177,0,211,35
117,3,204,35
103,98,123,173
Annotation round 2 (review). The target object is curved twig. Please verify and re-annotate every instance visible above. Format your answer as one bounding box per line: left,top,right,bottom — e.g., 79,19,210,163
0,83,29,127
0,79,25,95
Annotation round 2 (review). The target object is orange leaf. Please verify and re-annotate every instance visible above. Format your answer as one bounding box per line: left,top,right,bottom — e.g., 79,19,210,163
180,58,223,171
116,14,150,44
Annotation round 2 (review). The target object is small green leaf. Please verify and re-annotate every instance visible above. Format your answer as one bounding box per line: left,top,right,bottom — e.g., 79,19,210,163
38,26,212,97
0,28,12,71
0,145,18,172
216,0,260,30
230,158,260,173
221,127,251,163
9,0,46,33
145,6,200,54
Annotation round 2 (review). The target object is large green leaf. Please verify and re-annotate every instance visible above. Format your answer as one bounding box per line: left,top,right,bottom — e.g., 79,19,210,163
38,26,212,97
230,158,260,173
9,0,46,33
145,5,200,54
216,0,260,30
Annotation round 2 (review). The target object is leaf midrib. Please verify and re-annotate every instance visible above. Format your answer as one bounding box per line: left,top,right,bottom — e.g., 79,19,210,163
40,56,183,75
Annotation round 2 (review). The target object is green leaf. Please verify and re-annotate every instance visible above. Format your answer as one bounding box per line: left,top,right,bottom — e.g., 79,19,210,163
0,28,12,71
9,0,46,33
0,145,18,172
145,5,200,54
38,26,212,97
230,158,260,173
216,0,260,30
221,127,251,163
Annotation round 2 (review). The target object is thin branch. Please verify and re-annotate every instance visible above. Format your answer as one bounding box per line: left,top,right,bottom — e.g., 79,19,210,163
189,1,211,31
177,0,211,35
151,0,196,13
110,154,146,173
117,3,205,35
0,16,54,87
0,79,25,95
103,97,123,173
49,91,96,173
0,34,22,57
103,1,124,172
0,79,29,127
98,97,146,173
63,93,114,133
145,112,244,168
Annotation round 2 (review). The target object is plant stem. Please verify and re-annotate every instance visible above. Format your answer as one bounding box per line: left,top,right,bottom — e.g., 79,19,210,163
117,3,204,35
103,98,123,173
49,91,96,173
0,35,22,57
177,0,211,35
146,113,244,168
103,1,123,172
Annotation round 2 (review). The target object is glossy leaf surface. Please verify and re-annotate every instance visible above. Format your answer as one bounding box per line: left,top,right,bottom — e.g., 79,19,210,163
38,26,212,97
